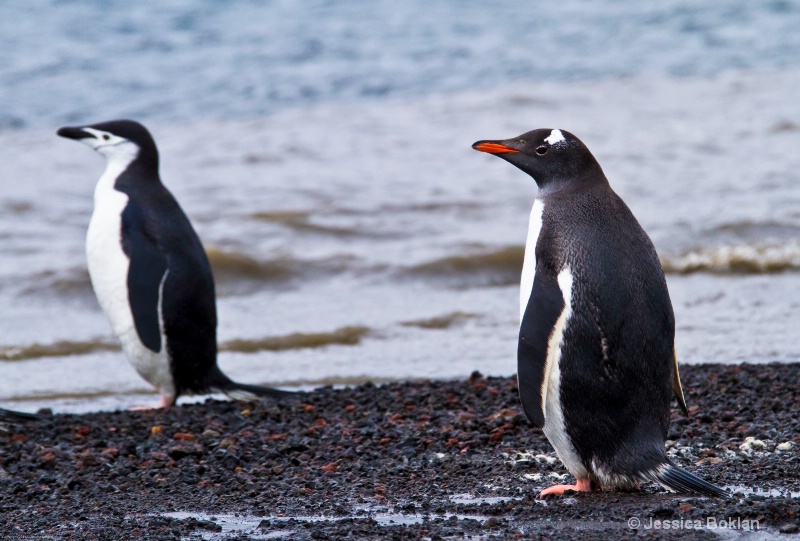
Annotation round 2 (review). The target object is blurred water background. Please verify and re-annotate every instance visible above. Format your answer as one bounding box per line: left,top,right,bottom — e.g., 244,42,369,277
1,1,799,412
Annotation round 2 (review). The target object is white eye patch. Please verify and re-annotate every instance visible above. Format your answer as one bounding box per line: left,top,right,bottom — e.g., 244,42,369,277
544,129,566,146
81,128,126,148
79,127,139,164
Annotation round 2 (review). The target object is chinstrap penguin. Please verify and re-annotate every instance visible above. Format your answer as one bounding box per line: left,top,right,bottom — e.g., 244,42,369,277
473,128,726,498
57,120,291,408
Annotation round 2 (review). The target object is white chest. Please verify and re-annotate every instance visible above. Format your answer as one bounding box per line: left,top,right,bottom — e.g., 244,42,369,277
519,198,544,323
85,162,174,397
86,165,133,334
540,268,588,479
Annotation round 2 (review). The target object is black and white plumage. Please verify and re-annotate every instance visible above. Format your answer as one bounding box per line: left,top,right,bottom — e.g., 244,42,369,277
473,129,725,498
57,120,290,408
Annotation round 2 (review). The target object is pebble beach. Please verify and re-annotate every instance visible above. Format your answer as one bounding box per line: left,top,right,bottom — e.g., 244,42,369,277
1,363,798,540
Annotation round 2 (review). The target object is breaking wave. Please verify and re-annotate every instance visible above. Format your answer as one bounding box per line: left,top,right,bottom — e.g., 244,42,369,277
1,326,371,362
400,311,479,330
402,246,523,287
660,243,800,275
248,211,370,238
18,267,93,300
205,247,355,294
220,326,371,353
0,338,119,361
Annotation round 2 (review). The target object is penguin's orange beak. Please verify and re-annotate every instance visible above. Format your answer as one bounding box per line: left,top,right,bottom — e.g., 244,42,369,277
472,141,519,154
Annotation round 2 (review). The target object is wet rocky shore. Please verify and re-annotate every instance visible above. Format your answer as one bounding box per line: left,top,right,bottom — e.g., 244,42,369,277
1,363,799,540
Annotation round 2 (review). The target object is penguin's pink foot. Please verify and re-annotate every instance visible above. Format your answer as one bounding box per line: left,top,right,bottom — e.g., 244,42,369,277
539,477,597,498
129,394,176,410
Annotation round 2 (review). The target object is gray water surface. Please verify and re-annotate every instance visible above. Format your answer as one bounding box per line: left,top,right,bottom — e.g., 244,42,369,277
1,2,798,412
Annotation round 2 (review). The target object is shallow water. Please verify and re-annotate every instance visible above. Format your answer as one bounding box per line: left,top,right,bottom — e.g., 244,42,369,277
1,2,799,412
163,504,791,540
162,510,491,540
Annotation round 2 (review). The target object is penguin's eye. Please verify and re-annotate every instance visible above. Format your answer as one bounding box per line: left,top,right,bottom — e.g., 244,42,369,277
535,145,548,155
102,134,110,140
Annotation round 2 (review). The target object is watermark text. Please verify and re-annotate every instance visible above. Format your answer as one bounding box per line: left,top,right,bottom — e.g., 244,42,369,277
628,516,760,531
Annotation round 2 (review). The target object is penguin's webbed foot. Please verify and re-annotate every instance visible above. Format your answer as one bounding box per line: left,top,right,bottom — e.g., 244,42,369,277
539,478,598,498
129,394,176,410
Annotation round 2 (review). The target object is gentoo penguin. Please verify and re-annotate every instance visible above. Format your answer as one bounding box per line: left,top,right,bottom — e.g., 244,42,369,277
57,120,290,408
473,128,725,498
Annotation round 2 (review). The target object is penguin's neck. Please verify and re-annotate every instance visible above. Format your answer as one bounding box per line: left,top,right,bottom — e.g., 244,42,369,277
95,144,140,202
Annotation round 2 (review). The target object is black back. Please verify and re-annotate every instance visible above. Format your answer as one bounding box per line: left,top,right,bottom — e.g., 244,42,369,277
537,183,674,472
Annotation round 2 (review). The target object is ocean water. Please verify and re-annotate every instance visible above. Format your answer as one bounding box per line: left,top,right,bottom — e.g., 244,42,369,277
1,1,799,412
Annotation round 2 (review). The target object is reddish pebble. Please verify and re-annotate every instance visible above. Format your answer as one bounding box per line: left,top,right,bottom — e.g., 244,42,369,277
445,438,459,447
173,432,197,442
345,405,356,412
320,462,338,473
75,426,91,437
379,437,392,445
488,409,519,421
10,434,27,443
679,503,693,512
303,404,315,413
456,411,476,424
388,413,404,423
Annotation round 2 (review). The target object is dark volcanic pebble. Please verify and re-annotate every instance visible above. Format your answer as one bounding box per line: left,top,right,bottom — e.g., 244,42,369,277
1,363,798,540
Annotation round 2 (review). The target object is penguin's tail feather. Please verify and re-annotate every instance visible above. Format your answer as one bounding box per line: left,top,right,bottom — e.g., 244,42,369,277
217,381,295,402
0,407,38,425
205,369,294,401
650,460,728,498
0,408,38,421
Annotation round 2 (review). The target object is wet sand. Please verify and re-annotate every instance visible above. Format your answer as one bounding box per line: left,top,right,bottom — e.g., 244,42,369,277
1,363,798,540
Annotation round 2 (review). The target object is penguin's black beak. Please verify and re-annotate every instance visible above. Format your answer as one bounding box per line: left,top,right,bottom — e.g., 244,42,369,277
56,126,91,140
472,140,520,154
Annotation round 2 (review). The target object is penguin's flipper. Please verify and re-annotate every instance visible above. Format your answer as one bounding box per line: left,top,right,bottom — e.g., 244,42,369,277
518,267,567,428
672,349,688,416
121,203,169,353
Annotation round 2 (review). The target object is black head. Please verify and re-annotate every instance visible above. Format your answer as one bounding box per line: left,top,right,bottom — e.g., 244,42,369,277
472,128,606,194
57,119,159,172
